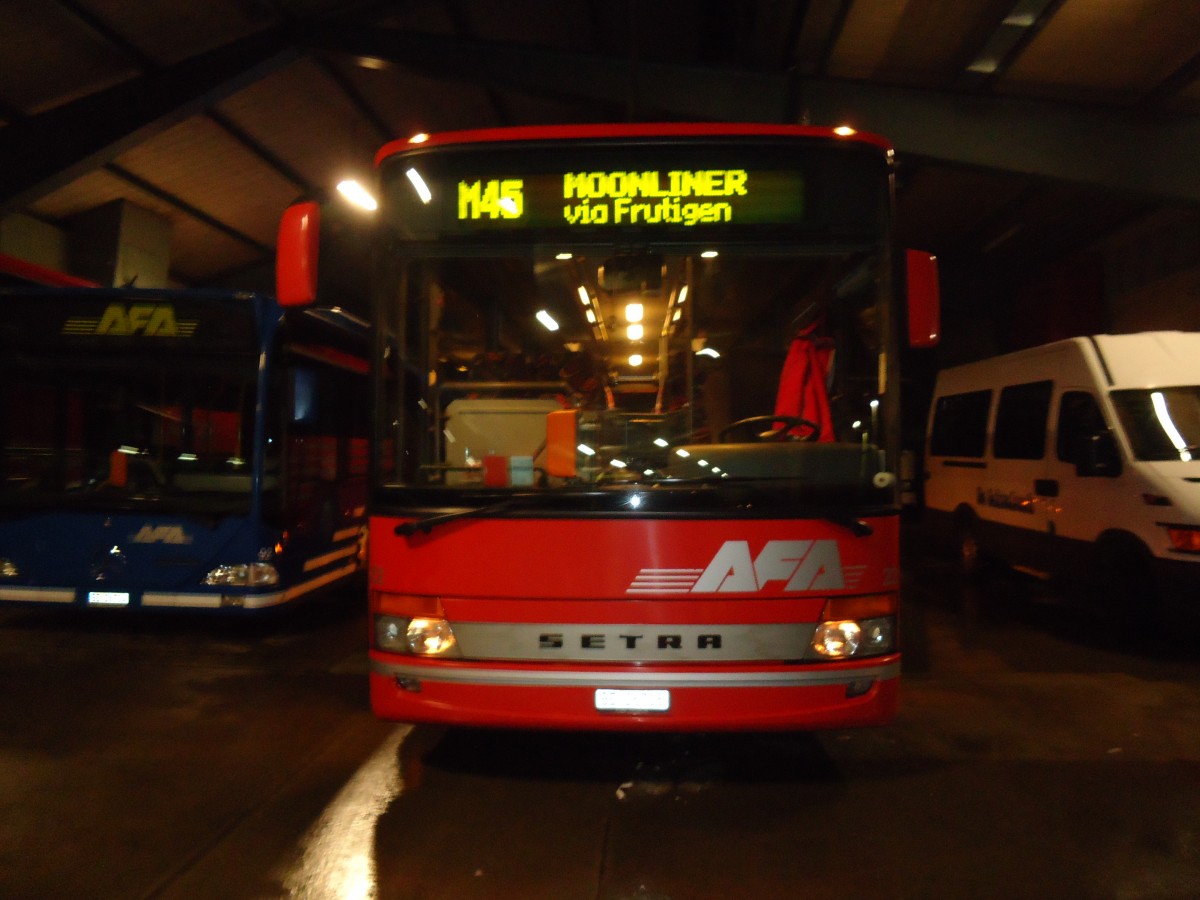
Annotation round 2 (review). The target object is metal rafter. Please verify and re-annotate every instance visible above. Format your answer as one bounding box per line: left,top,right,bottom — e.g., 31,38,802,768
0,29,302,217
313,26,1200,203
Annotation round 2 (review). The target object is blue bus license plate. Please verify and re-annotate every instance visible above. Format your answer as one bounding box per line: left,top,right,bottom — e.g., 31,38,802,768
88,591,130,607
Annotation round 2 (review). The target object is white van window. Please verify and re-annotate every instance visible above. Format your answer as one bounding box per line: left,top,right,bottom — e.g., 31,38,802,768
993,380,1052,460
929,390,990,458
1111,387,1200,462
1056,391,1107,463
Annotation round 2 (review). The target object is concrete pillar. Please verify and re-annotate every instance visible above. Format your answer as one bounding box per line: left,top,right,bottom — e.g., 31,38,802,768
69,199,171,288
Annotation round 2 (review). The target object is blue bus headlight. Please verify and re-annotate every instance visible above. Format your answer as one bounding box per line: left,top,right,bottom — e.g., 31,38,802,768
204,562,279,587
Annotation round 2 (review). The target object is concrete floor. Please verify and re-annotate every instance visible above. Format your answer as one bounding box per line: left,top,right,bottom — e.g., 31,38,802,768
3,543,1200,899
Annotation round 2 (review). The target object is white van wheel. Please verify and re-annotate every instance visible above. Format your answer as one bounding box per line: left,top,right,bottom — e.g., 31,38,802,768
954,512,988,579
1091,536,1157,626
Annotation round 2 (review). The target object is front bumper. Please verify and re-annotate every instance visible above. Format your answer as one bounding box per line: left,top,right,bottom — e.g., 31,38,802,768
369,654,900,732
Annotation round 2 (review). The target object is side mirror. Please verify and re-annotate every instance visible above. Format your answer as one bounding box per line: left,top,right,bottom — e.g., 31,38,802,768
276,201,320,306
905,249,940,348
1076,431,1122,477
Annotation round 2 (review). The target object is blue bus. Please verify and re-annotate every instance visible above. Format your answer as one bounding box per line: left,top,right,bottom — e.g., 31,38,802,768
0,284,369,612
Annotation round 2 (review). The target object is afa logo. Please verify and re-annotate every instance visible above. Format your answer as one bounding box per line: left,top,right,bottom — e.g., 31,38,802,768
130,525,193,545
62,303,199,338
627,540,865,595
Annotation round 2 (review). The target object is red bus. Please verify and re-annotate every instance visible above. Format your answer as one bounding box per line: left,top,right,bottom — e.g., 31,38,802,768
278,123,939,730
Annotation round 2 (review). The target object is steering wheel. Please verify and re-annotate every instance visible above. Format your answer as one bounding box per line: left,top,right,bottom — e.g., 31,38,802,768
719,415,821,443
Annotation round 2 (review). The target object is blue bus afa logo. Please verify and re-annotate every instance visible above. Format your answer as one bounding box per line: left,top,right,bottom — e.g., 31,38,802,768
62,303,199,337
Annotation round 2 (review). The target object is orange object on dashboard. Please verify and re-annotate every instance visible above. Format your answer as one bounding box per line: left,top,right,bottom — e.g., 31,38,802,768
546,410,577,478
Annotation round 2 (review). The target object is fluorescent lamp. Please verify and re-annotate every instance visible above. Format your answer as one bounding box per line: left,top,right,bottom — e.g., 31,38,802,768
404,168,432,204
337,179,378,211
536,310,560,331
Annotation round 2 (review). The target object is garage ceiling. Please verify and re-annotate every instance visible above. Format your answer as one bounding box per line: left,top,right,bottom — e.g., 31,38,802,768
1,0,1198,297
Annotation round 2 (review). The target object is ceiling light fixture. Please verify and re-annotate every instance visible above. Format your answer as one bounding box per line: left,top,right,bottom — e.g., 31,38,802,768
336,179,378,211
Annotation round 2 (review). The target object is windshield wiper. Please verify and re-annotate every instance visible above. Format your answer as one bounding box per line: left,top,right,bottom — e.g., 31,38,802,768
393,491,874,539
395,497,524,536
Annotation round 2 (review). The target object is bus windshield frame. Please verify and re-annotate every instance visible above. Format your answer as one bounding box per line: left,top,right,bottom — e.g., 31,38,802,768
372,133,901,516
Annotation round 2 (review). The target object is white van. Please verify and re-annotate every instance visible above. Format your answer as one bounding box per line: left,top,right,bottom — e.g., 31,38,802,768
923,332,1200,613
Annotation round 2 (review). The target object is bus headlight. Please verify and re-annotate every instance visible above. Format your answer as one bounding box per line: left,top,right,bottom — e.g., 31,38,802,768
375,615,460,657
204,562,279,586
812,620,862,657
810,617,894,659
806,594,897,660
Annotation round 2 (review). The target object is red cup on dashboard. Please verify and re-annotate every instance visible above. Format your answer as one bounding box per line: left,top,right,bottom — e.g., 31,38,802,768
483,455,508,487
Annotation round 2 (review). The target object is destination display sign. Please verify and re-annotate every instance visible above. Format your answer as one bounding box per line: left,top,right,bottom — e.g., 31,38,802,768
383,141,886,240
455,168,794,229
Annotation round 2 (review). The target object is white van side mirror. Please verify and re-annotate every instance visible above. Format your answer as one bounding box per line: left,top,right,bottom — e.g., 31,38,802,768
1076,431,1122,477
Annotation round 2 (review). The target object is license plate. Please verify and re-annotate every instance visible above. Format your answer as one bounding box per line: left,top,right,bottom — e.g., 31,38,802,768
594,688,670,713
87,591,130,607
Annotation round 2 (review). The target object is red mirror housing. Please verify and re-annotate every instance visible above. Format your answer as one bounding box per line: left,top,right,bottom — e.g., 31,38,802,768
905,249,940,348
276,201,321,306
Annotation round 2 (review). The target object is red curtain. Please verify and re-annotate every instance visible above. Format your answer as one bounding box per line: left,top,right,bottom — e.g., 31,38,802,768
773,325,834,442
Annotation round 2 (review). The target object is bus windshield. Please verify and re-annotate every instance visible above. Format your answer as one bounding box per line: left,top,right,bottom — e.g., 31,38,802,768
383,247,890,502
3,353,263,515
375,135,896,509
